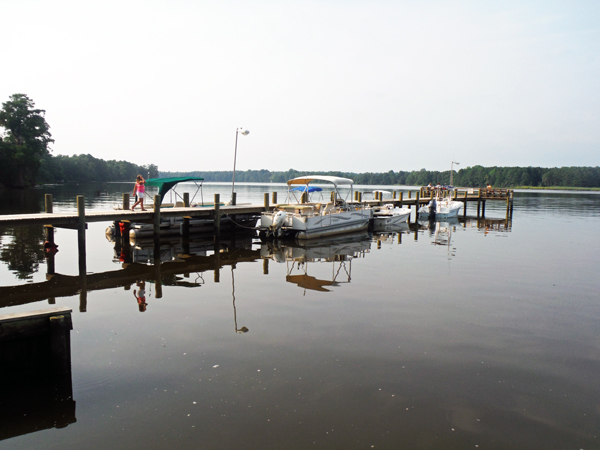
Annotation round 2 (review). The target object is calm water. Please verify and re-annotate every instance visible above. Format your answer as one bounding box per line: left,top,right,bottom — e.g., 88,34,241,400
1,182,599,449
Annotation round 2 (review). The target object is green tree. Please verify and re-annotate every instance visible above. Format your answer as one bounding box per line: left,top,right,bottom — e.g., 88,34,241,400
0,94,54,188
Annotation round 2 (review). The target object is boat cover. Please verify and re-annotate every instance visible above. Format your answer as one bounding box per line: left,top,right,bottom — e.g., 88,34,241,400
287,175,354,186
145,177,204,203
290,186,323,192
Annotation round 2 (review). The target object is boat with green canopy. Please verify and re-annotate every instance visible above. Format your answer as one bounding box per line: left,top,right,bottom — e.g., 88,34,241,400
107,177,257,239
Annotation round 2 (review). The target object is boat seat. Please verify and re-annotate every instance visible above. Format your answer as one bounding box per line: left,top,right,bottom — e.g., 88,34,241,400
322,202,335,214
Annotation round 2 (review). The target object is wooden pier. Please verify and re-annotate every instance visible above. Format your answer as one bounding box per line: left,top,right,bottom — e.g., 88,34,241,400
0,187,514,284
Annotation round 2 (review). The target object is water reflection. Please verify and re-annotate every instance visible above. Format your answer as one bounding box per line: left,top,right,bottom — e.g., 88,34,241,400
261,233,371,293
0,233,261,310
0,225,46,279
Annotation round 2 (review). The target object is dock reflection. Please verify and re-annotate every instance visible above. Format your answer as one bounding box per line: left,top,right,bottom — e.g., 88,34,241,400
0,233,261,310
260,233,372,294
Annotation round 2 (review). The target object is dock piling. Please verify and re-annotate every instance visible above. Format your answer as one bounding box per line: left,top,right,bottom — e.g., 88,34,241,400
214,194,221,239
77,196,86,278
153,195,162,238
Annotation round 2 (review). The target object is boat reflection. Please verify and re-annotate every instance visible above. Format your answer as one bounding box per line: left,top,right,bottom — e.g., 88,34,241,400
373,222,410,248
261,233,371,294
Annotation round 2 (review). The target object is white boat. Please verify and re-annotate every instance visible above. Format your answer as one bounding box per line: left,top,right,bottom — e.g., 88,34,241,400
418,192,462,220
259,176,372,240
372,204,411,231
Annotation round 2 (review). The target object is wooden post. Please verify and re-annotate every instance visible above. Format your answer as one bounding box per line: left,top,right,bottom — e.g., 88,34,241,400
182,216,191,239
506,193,511,219
44,224,55,276
264,193,270,210
393,191,396,200
415,191,420,221
77,196,86,278
123,193,129,211
183,192,190,207
463,191,467,218
45,194,53,213
330,191,335,202
214,193,221,239
272,192,277,205
263,258,269,275
477,189,482,218
153,195,162,238
510,190,514,217
358,192,362,203
399,191,403,205
231,192,236,206
153,238,163,298
407,190,411,199
214,241,221,283
482,200,486,218
453,189,458,200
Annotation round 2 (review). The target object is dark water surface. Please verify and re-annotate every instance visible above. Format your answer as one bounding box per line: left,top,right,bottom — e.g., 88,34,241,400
1,183,599,449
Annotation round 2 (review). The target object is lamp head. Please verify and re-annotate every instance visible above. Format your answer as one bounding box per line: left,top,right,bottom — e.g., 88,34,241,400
240,129,250,135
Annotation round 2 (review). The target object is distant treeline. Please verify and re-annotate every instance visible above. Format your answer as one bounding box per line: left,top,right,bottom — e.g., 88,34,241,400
36,154,159,184
161,166,600,188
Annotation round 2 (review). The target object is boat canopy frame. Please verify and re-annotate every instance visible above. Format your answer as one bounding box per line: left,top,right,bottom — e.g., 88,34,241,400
145,177,205,206
285,175,354,205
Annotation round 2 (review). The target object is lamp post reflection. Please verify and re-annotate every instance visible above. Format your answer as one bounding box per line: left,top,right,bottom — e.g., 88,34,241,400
231,266,248,333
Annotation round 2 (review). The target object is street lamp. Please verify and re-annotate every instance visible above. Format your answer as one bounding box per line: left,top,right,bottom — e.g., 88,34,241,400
450,161,460,186
231,127,250,203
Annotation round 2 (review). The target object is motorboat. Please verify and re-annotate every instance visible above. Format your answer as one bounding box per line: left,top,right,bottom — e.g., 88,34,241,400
371,204,411,232
418,190,462,220
258,176,372,240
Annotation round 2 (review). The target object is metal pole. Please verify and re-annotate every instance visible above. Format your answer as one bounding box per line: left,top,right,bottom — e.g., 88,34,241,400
231,129,239,201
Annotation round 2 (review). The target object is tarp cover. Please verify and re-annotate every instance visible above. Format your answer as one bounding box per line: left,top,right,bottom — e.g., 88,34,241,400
145,177,204,203
290,186,323,192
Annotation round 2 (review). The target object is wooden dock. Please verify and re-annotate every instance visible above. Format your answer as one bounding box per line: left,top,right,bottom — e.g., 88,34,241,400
0,188,514,283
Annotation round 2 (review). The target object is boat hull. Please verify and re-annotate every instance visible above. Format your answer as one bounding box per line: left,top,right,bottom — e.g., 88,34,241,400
418,200,462,220
260,208,372,240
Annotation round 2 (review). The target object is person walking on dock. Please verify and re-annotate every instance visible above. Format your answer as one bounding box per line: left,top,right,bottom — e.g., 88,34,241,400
131,175,146,211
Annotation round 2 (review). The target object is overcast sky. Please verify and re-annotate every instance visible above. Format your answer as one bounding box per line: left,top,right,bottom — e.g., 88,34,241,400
1,0,598,173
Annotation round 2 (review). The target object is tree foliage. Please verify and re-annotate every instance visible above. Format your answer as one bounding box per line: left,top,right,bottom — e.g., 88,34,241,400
37,154,159,183
0,94,54,187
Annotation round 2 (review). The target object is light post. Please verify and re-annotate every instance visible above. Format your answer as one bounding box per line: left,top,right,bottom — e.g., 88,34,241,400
231,128,250,203
450,161,460,186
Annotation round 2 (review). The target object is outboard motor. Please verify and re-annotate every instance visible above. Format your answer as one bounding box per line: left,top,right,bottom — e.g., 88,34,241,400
429,199,437,220
269,210,287,238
